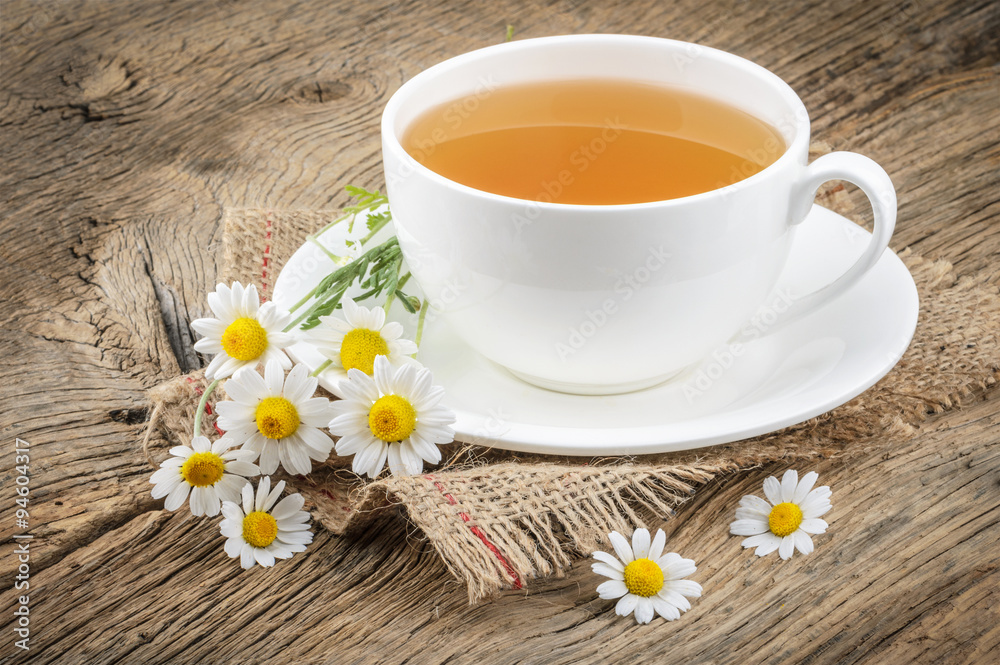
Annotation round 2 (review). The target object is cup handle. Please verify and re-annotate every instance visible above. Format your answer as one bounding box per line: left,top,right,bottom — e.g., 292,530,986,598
737,151,897,342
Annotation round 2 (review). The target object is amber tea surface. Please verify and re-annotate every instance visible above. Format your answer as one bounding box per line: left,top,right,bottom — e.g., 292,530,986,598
403,79,786,205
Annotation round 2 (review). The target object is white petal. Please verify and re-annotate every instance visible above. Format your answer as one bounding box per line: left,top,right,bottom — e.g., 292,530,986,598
242,481,254,514
215,400,257,425
648,529,666,562
353,440,387,478
665,558,696,580
387,442,405,477
280,439,313,476
150,470,182,492
372,355,394,394
338,370,379,403
793,529,815,555
658,589,690,612
780,469,798,502
261,347,293,371
204,353,228,380
592,563,625,581
189,487,206,516
615,594,638,617
191,317,226,338
264,358,285,396
284,365,317,405
665,579,702,598
223,537,243,558
240,542,256,569
738,494,772,518
745,533,781,556
608,531,634,565
194,338,223,353
263,479,285,512
778,535,795,560
169,445,194,459
631,528,651,560
591,551,625,572
259,442,279,474
763,475,782,505
652,595,681,621
254,547,275,567
596,579,628,599
224,372,265,406
272,494,305,520
793,471,819,503
223,461,259,478
297,426,334,456
634,597,654,624
799,518,828,534
407,432,441,465
729,518,769,536
163,483,190,511
336,432,376,457
220,487,248,513
216,355,248,380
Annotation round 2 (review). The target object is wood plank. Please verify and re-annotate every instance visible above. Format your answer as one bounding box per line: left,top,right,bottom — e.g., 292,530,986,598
1,0,997,661
2,397,996,664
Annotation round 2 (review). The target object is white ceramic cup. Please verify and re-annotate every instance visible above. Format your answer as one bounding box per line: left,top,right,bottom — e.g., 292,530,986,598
381,35,896,395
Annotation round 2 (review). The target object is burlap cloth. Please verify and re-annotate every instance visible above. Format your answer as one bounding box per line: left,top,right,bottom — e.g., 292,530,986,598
144,145,1000,602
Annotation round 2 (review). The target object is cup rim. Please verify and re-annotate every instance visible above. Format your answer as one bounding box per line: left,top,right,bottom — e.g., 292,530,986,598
381,34,810,211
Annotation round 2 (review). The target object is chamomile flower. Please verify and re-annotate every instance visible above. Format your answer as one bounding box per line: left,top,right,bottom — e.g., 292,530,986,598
729,469,832,560
592,528,702,624
304,298,417,388
219,476,312,569
191,281,295,380
216,359,336,476
328,355,455,479
149,435,259,517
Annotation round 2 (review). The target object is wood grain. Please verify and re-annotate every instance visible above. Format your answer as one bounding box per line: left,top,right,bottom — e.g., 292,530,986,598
1,0,997,662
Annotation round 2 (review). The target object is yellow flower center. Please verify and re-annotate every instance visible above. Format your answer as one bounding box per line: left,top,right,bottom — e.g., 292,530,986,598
180,451,225,487
221,317,268,361
368,394,417,442
339,328,390,375
242,511,278,548
623,558,664,598
768,502,804,537
255,397,300,440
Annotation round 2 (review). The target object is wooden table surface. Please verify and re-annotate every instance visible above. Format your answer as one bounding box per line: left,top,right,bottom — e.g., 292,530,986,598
2,0,998,663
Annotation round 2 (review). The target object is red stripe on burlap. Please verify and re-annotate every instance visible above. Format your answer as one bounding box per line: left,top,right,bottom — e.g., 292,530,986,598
260,213,273,302
186,377,225,436
424,474,522,590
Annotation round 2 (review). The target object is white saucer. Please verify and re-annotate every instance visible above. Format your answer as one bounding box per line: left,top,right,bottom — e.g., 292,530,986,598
273,205,918,456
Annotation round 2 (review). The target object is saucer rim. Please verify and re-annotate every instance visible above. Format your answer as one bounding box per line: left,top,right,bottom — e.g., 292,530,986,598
274,205,919,457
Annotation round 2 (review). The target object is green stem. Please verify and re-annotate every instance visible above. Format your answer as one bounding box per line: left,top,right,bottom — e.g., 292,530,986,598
314,209,357,239
356,214,393,246
193,379,221,438
310,359,333,377
286,283,322,319
285,290,339,332
306,234,345,264
414,298,429,349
